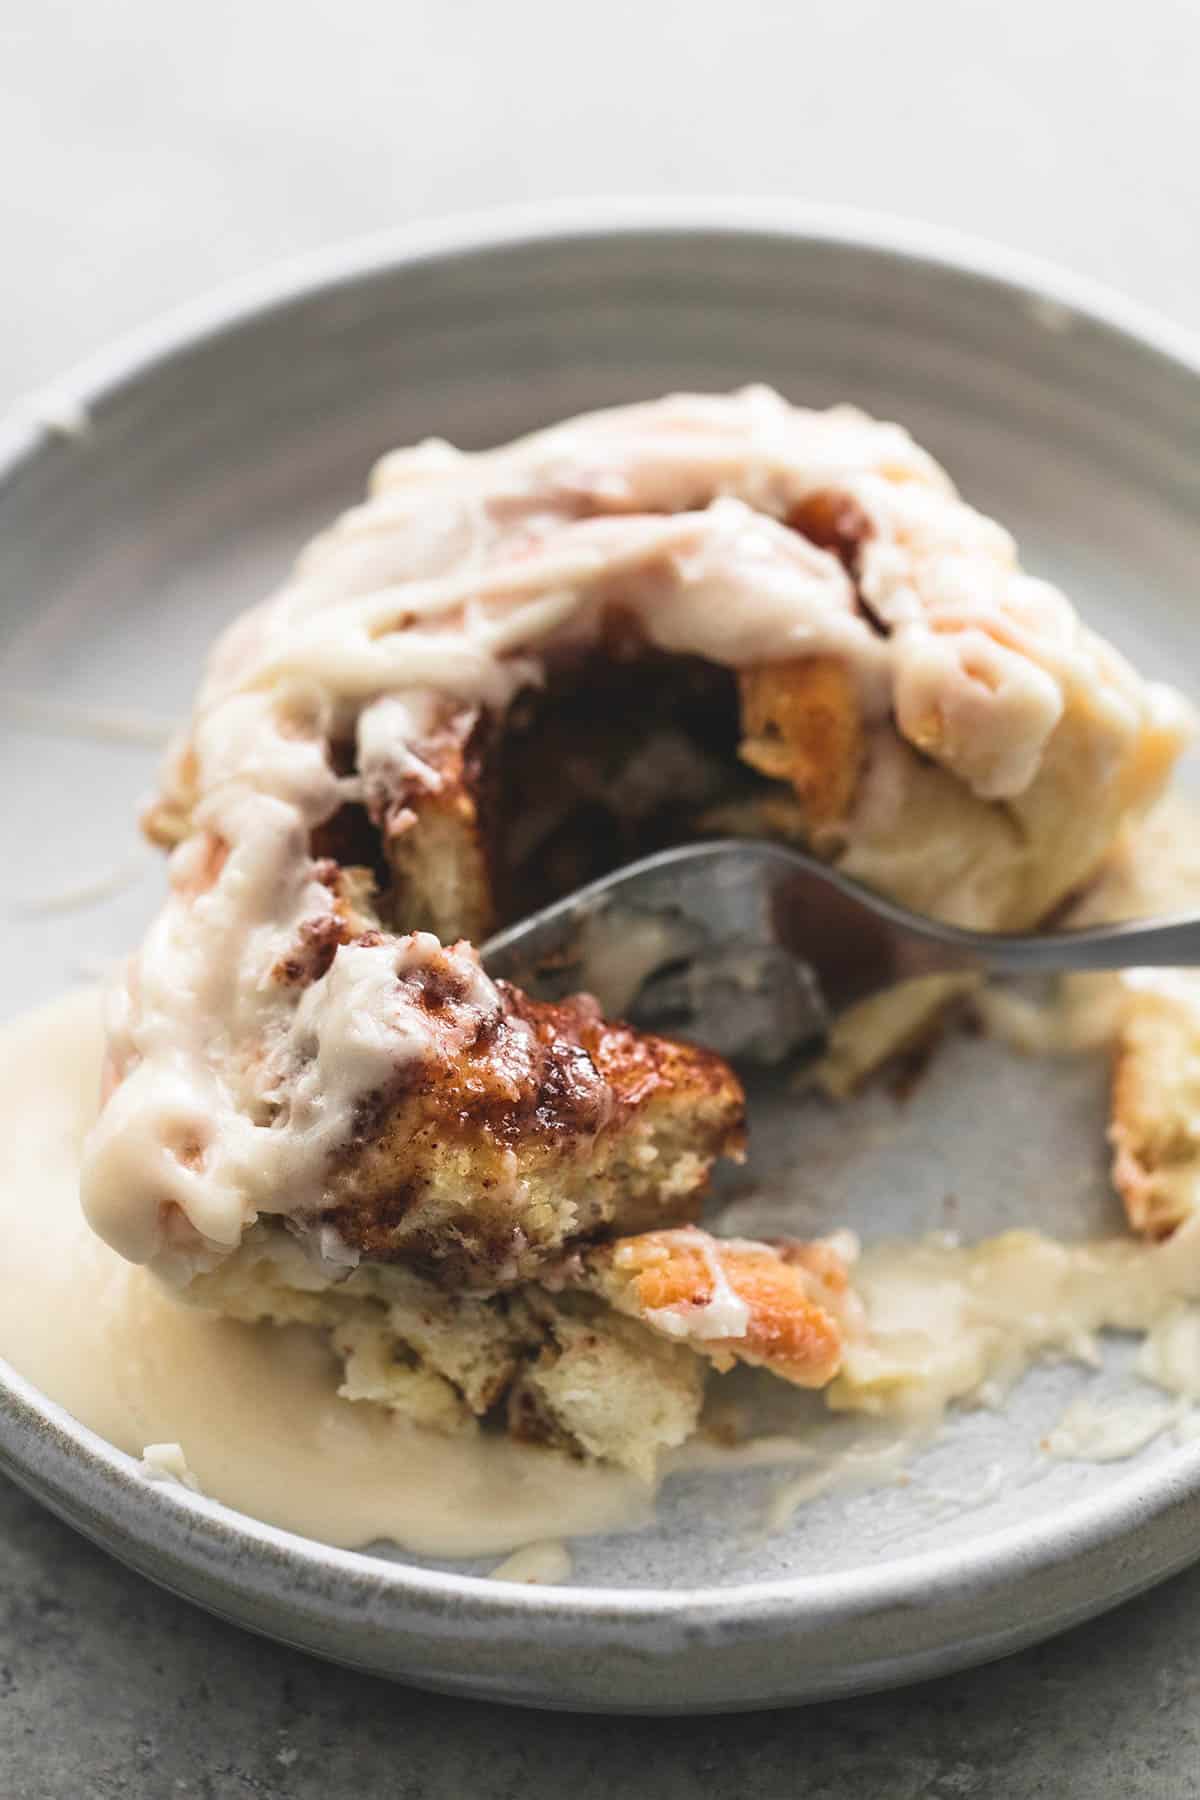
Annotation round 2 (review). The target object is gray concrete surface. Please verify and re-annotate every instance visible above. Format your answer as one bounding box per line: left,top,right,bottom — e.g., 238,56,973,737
3,0,1200,1792
4,1474,1200,1798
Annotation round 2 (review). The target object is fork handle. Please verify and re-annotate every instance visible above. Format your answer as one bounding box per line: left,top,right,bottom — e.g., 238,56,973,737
954,914,1200,978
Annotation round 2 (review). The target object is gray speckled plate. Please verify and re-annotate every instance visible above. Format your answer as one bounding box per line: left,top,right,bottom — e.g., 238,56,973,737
2,202,1200,1712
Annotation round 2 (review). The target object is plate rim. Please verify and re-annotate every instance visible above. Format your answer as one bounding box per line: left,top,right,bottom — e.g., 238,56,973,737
4,196,1200,1672
4,195,1200,466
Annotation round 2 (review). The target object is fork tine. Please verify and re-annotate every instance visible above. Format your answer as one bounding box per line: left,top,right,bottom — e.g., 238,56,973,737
481,836,1200,1064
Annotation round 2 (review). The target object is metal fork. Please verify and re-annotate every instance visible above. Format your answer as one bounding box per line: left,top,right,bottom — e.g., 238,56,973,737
481,839,1200,1063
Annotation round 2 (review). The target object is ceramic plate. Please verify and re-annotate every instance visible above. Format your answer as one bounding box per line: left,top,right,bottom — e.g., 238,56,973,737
2,202,1200,1711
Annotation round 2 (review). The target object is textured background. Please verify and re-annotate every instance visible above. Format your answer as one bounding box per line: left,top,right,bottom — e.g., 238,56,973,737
3,1,1200,1793
4,0,1200,411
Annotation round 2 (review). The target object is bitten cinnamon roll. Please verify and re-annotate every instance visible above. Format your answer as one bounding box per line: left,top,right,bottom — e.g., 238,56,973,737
81,388,1189,1471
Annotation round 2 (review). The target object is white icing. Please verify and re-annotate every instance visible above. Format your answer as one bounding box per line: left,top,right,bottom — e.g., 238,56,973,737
139,1441,203,1492
253,939,441,1200
644,1226,753,1342
819,1229,862,1267
81,816,506,1273
357,691,449,797
1,691,176,746
3,993,647,1556
186,387,1177,810
761,1433,914,1532
830,1220,1200,1421
9,854,149,918
1043,1396,1187,1463
573,910,686,1017
487,1540,573,1583
1137,1305,1200,1398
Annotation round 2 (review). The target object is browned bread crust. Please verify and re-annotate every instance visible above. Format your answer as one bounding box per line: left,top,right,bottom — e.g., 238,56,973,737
317,977,745,1287
738,656,863,835
1110,979,1200,1237
583,1228,850,1386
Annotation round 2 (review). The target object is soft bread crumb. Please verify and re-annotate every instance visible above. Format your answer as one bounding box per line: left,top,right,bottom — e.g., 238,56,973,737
507,1293,706,1481
182,1221,850,1475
